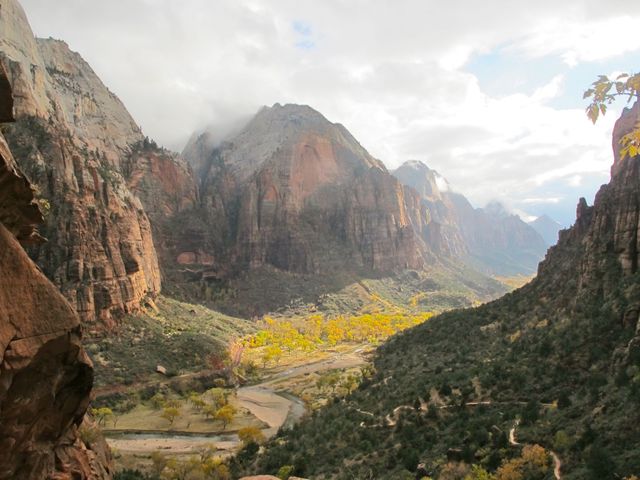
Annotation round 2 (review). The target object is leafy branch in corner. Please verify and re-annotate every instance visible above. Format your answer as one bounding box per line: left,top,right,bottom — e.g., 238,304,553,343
584,72,640,159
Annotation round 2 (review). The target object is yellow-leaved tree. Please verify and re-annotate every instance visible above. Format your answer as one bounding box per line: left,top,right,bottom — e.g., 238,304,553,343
584,72,640,158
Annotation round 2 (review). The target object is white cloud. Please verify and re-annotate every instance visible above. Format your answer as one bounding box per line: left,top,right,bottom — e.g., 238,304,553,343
16,0,640,224
522,197,563,204
509,16,640,66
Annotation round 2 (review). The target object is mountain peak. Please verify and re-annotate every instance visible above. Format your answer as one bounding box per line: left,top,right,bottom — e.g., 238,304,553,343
529,214,562,246
186,103,383,181
401,159,431,170
392,160,451,200
483,201,511,218
249,103,345,139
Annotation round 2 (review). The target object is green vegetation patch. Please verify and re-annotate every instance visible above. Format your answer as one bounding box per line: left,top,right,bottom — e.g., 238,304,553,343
86,295,254,388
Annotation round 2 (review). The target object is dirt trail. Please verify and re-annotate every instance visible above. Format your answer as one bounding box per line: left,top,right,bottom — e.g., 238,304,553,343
509,419,562,479
107,435,237,456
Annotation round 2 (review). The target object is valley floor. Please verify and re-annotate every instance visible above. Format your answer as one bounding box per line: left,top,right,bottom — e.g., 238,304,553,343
105,344,370,472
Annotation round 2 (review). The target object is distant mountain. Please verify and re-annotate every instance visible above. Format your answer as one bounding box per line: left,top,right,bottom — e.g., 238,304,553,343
0,0,505,323
529,214,563,246
392,160,548,276
391,160,468,258
172,106,508,314
182,103,426,275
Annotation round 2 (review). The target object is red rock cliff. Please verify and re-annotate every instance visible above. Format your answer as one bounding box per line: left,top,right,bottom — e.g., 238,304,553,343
0,63,112,480
0,0,161,327
183,104,427,275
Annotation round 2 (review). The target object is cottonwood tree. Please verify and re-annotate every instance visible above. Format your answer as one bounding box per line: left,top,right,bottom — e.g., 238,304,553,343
161,406,181,426
90,407,113,426
215,405,236,430
238,426,266,446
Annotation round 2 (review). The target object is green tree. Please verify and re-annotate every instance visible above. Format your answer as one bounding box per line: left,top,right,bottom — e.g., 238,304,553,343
238,426,266,446
91,407,113,426
215,405,236,430
149,392,165,410
161,406,181,426
586,445,616,480
277,465,295,480
553,430,571,452
465,465,496,480
203,404,217,420
150,451,167,477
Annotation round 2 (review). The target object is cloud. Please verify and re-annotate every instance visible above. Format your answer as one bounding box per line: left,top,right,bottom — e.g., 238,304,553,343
508,15,640,66
17,0,640,226
522,197,563,204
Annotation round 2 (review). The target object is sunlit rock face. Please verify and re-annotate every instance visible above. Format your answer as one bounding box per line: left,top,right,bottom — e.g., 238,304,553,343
183,103,428,275
0,0,162,327
0,61,112,480
393,160,548,275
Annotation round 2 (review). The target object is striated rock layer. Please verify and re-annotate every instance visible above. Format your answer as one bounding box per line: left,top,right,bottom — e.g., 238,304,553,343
182,104,428,278
0,0,161,327
123,140,202,276
0,62,111,480
392,160,468,259
392,160,548,275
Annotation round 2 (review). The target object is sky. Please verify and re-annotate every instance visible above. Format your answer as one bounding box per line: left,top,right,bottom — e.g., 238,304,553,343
19,0,640,226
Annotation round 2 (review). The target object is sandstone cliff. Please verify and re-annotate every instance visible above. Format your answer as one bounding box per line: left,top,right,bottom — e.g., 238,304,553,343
393,160,548,275
0,63,111,480
392,160,468,259
0,0,161,327
182,104,427,277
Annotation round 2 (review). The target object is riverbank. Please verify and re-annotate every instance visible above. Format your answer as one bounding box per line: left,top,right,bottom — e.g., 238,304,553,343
105,345,370,471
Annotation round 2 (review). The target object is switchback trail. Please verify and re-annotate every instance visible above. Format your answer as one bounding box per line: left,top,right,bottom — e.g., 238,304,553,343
509,419,562,479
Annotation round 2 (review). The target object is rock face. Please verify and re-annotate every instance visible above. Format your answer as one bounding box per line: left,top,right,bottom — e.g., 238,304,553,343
392,160,548,275
528,101,640,358
0,0,161,327
0,63,111,480
391,160,468,258
182,104,427,276
123,140,199,267
529,214,562,246
546,100,640,297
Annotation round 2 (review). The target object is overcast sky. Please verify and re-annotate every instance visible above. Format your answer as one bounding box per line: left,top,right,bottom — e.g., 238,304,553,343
19,0,640,226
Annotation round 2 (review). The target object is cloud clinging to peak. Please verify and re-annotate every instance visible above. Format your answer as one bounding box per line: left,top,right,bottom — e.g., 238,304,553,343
18,0,640,225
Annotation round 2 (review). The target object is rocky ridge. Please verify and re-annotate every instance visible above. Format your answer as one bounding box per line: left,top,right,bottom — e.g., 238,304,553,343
392,160,548,275
182,103,429,277
0,0,165,327
0,62,111,480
